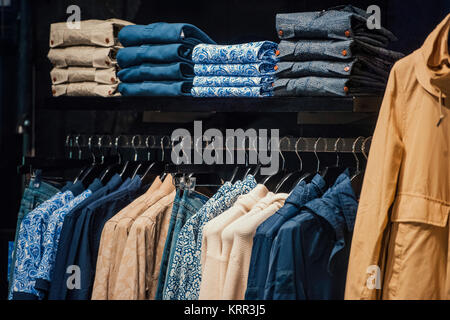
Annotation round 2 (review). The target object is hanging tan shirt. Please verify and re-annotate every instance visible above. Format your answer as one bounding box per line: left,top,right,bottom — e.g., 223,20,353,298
112,190,177,300
48,46,119,69
92,177,163,300
221,193,288,300
199,185,269,300
51,67,118,85
50,19,133,48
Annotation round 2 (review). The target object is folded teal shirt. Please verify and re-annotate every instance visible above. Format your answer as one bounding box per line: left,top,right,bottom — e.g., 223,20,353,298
117,44,194,68
118,62,194,82
118,22,215,47
119,81,193,96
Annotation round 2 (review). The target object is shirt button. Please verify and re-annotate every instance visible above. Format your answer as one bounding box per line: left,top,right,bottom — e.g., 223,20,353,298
52,89,56,95
108,90,112,95
53,77,57,82
344,66,350,72
344,86,349,93
50,40,54,45
274,65,278,71
111,77,115,83
105,60,110,66
105,38,110,44
342,50,348,56
275,50,280,56
278,30,283,36
345,30,351,37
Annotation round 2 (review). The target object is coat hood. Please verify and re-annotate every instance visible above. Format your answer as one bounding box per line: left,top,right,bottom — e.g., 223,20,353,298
414,14,450,126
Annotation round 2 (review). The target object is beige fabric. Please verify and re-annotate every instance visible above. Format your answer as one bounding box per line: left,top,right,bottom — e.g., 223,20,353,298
51,67,118,85
92,177,163,300
199,185,269,300
51,82,119,97
345,14,450,300
222,193,288,300
48,46,118,68
50,19,133,48
112,191,177,300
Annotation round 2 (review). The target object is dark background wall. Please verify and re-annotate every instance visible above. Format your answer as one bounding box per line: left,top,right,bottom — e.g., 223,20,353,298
0,0,449,299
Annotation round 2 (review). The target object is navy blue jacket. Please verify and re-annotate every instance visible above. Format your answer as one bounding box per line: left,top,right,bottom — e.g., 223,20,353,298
263,172,358,300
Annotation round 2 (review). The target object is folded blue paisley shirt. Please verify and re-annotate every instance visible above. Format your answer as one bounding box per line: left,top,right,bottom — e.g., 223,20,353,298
192,41,279,64
193,76,274,88
192,87,273,98
194,63,276,77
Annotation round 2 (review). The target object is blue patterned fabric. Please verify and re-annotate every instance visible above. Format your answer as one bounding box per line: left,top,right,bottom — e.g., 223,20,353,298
192,41,278,64
194,63,276,77
193,76,274,88
34,180,101,295
163,176,257,300
192,86,273,98
10,191,75,300
118,23,216,47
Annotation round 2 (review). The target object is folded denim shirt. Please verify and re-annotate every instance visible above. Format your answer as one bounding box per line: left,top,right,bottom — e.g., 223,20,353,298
51,67,118,85
194,63,276,77
275,58,390,82
278,39,404,63
52,82,119,97
118,23,215,47
276,5,397,48
273,76,386,97
48,46,118,68
118,81,193,96
117,44,194,68
192,41,278,64
192,86,273,98
50,19,133,48
193,76,274,88
118,62,194,82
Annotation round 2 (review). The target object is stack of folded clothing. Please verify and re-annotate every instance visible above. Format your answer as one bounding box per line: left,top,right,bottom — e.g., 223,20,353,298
273,5,405,97
48,19,133,97
116,23,215,96
191,41,279,97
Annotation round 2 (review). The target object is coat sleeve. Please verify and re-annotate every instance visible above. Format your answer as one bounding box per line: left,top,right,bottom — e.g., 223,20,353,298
345,64,405,300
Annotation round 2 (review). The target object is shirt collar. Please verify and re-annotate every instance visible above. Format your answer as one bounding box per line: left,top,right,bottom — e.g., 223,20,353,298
105,174,122,192
87,178,103,193
68,181,85,197
285,173,326,207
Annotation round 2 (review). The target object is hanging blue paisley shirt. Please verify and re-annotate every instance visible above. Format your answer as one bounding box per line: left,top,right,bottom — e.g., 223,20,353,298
34,188,96,295
163,175,257,300
192,86,273,98
194,63,276,77
192,41,278,64
9,191,75,300
193,76,274,88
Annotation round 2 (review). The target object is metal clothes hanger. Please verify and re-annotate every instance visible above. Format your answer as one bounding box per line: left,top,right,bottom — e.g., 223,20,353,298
73,135,88,183
321,137,347,188
100,135,124,183
262,136,288,192
120,135,142,179
159,136,171,182
351,136,366,198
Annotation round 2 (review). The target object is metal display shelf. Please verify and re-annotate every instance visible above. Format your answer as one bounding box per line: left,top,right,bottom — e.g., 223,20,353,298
38,96,383,113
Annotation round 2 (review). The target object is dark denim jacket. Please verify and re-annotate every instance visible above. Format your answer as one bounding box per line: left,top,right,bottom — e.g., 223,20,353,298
275,58,390,82
119,81,193,96
278,39,404,63
118,62,194,82
117,44,194,69
276,5,397,48
118,23,215,47
263,172,358,300
273,76,386,97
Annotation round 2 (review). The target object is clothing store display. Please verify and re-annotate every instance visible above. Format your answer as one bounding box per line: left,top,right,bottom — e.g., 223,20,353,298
51,82,120,97
191,41,278,97
117,22,215,96
345,14,450,300
274,5,404,97
49,19,132,48
48,46,119,69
